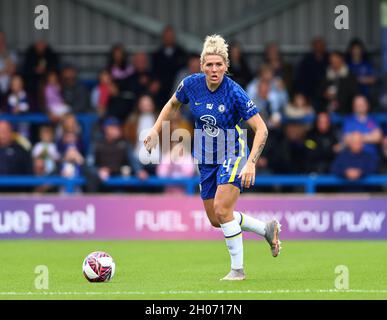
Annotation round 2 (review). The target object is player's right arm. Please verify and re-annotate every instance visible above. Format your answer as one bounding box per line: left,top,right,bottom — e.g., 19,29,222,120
143,94,182,152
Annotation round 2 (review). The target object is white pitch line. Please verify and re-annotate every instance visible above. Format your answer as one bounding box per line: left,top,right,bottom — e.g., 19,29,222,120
0,289,387,295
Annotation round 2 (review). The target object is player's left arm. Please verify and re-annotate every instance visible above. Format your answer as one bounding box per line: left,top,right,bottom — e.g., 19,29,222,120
238,114,268,188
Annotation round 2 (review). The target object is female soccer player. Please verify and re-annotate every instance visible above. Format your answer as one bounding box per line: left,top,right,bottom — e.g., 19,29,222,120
144,35,281,280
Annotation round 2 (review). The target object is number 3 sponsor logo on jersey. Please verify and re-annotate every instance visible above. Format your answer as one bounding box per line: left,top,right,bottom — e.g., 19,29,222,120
200,115,220,137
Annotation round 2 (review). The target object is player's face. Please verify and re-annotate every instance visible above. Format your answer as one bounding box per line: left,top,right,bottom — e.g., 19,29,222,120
202,55,227,87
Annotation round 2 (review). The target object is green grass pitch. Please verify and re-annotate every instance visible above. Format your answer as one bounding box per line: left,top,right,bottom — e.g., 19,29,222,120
0,240,386,300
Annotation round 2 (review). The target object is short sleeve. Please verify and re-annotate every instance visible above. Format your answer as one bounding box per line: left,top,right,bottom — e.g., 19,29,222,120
234,84,259,121
175,77,189,104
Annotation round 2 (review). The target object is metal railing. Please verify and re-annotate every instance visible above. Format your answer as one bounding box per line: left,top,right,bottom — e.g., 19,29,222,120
0,175,386,195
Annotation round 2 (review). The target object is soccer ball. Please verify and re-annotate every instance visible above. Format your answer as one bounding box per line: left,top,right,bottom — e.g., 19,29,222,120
82,251,115,282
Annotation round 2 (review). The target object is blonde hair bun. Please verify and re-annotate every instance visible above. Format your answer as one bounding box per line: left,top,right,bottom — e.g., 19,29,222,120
200,34,229,67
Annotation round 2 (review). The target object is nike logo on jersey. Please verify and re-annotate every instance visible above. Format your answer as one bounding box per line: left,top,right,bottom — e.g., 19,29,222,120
195,102,202,105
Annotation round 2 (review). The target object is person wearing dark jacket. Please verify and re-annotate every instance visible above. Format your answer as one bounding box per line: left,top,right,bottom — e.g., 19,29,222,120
295,37,329,105
331,131,378,181
22,40,59,108
263,42,294,94
152,26,187,104
105,81,133,121
60,65,91,114
228,41,252,89
123,52,162,108
305,112,339,173
319,51,359,114
85,117,148,192
266,122,309,174
0,120,33,175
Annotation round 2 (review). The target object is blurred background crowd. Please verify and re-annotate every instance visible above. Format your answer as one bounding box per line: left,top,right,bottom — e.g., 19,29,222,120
0,25,386,193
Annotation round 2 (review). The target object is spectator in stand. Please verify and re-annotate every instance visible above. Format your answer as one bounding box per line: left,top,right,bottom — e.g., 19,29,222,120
156,110,195,193
305,112,340,173
124,52,162,108
228,41,252,89
331,131,378,182
32,125,60,176
124,94,159,174
295,36,329,104
251,79,277,128
320,51,358,114
91,69,113,117
152,25,187,104
59,135,85,179
247,64,288,127
57,113,81,136
107,44,134,86
172,53,200,122
263,42,293,94
0,32,17,96
346,38,377,100
105,80,132,121
156,139,196,194
244,79,276,174
283,92,315,122
169,107,194,137
164,108,194,174
85,117,148,192
6,74,30,114
56,114,84,156
43,71,70,122
54,126,84,191
57,131,84,158
265,122,308,174
342,95,382,158
173,53,201,94
22,40,59,108
60,65,91,114
6,75,32,139
0,120,33,175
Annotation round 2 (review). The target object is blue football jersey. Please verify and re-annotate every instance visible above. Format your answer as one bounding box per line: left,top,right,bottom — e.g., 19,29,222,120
175,73,259,164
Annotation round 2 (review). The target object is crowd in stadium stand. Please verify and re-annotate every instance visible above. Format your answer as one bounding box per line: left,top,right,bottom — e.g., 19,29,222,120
0,26,386,193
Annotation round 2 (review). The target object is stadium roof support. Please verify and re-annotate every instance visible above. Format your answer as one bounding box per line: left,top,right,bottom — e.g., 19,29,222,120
215,0,306,37
71,0,204,53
